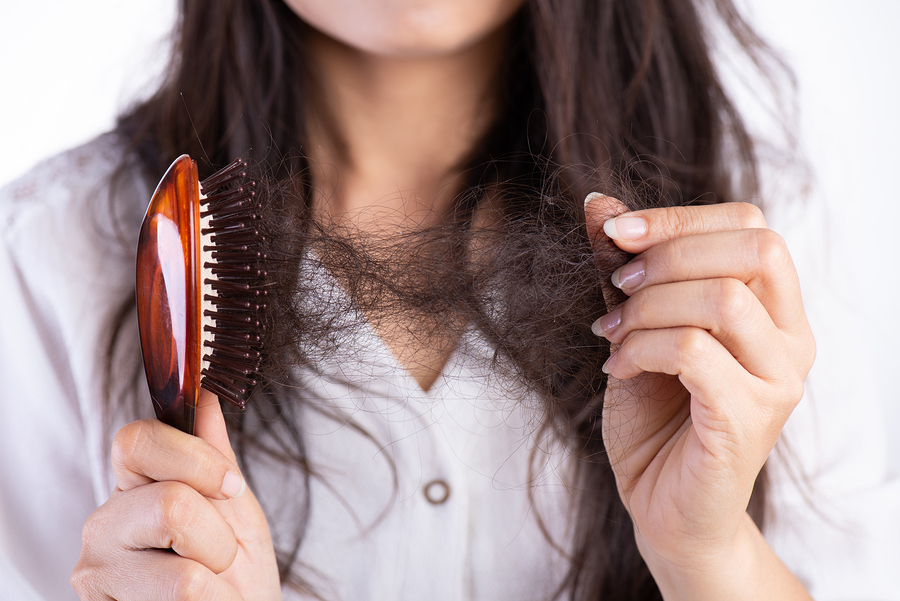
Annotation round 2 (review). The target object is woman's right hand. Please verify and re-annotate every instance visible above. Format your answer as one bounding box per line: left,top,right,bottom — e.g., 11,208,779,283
71,390,282,600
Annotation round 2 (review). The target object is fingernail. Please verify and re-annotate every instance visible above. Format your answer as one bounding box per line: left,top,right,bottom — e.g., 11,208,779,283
603,215,647,241
584,192,609,208
611,259,645,290
591,309,621,338
602,352,617,375
221,470,246,499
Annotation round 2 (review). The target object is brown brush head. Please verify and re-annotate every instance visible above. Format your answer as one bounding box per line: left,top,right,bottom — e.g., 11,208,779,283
136,155,266,435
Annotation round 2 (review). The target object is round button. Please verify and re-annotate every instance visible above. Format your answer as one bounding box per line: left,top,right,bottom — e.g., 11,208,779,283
423,479,451,505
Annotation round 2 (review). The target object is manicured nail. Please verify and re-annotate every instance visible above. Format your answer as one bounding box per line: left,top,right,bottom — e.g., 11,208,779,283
591,309,621,338
602,352,617,375
221,470,246,499
603,215,647,241
611,259,645,290
584,192,609,208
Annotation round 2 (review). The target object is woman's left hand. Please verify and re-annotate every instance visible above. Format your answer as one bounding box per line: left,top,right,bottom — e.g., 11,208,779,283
584,196,815,599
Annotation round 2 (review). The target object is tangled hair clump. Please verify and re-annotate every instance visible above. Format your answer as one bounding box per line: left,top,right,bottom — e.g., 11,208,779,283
252,157,647,413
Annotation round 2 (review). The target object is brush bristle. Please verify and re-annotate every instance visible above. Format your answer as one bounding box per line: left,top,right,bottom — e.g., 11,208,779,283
197,158,266,410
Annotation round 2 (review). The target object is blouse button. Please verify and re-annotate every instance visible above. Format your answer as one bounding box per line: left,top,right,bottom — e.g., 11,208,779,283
423,479,451,505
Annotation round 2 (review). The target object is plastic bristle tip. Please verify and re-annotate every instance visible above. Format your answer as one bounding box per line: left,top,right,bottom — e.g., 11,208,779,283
208,354,257,374
195,156,265,414
206,342,253,359
202,366,258,386
200,379,247,410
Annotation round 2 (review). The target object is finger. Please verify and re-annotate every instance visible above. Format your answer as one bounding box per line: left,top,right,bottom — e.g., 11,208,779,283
582,193,632,308
602,371,691,475
606,327,799,437
194,389,271,536
604,228,810,337
111,417,245,500
585,198,767,254
584,192,629,227
604,326,764,469
606,327,749,394
194,389,239,465
122,482,239,573
593,278,791,380
79,483,239,574
73,548,242,601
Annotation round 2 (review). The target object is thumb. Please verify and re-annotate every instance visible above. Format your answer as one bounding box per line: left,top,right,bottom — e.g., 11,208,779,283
194,388,239,466
584,192,632,309
584,192,628,226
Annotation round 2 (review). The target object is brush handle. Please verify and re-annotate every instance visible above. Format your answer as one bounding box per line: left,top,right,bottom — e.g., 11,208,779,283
136,155,202,435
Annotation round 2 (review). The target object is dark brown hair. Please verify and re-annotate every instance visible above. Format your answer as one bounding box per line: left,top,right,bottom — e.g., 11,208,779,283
106,0,787,598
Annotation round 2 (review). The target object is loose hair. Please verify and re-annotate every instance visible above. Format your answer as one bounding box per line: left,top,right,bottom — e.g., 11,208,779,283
105,0,787,598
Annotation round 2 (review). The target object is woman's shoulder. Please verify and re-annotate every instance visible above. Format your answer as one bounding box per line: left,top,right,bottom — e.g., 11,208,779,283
0,132,146,433
1,131,147,281
1,132,142,227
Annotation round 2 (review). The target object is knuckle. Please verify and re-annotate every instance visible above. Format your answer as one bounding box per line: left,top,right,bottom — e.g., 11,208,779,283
765,349,807,411
787,345,816,407
157,483,197,547
770,375,806,415
752,228,790,271
665,206,700,237
69,569,85,596
610,332,641,375
618,329,642,352
71,552,111,600
805,334,817,370
790,330,816,381
112,420,151,471
70,564,99,598
622,289,649,322
191,448,221,483
80,508,106,548
675,327,710,364
172,562,214,601
786,378,806,406
731,202,767,229
712,278,755,324
652,243,680,276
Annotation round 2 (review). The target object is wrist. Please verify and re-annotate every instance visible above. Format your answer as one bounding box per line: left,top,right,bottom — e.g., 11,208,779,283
637,513,812,601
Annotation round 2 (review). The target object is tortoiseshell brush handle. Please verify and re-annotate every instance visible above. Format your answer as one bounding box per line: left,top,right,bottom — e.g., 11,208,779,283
136,155,202,434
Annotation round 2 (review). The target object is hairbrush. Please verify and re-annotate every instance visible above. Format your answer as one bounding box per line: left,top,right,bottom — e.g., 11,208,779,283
136,155,267,434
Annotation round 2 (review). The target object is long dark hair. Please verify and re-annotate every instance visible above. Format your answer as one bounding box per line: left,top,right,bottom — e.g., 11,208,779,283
106,0,786,598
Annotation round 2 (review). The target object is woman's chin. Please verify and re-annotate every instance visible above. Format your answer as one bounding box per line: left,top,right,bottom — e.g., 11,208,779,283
285,0,525,60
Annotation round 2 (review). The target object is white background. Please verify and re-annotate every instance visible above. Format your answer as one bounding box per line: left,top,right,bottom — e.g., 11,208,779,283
1,1,898,464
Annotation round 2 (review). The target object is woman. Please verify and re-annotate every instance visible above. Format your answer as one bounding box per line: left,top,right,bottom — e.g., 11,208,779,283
2,0,818,599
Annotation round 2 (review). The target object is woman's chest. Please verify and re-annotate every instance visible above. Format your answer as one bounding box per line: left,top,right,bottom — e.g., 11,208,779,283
255,347,577,601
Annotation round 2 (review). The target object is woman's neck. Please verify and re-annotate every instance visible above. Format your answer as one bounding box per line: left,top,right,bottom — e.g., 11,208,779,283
304,25,507,230
300,25,509,390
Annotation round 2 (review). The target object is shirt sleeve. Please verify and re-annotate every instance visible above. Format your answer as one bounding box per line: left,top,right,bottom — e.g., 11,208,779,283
0,136,149,600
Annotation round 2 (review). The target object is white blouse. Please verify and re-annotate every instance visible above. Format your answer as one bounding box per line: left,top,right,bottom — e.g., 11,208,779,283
0,135,897,600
